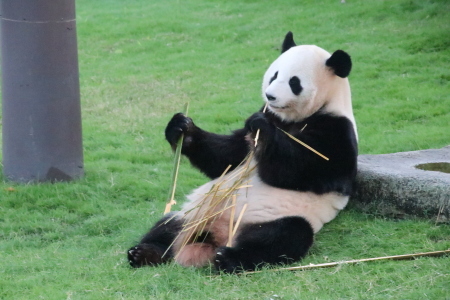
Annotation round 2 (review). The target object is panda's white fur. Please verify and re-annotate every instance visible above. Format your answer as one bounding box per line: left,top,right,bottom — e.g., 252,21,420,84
263,45,357,137
173,161,348,267
128,32,358,272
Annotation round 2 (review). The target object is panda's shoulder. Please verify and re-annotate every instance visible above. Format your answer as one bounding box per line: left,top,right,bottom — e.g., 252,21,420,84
305,111,355,134
302,112,358,155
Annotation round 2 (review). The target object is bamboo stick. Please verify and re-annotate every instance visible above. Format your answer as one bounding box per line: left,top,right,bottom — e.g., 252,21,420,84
277,127,329,161
227,195,237,247
242,249,450,275
254,103,268,147
232,203,248,237
164,102,190,215
167,109,260,257
300,124,307,132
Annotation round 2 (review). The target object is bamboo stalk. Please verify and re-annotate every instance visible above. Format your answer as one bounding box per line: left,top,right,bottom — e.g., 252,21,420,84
227,195,237,247
254,103,268,147
300,124,307,132
173,156,254,258
181,204,236,232
164,102,190,215
277,127,329,161
242,249,450,275
232,203,248,237
167,119,258,258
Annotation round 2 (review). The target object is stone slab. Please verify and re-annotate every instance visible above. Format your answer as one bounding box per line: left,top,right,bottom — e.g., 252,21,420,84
351,146,450,221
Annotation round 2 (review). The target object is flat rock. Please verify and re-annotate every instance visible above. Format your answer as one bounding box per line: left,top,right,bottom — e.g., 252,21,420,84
351,146,450,221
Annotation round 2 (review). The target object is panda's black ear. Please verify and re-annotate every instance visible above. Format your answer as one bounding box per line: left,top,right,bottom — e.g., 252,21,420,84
326,50,352,78
281,31,296,53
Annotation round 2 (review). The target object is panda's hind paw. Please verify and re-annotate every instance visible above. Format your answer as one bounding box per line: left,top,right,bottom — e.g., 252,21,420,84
127,244,167,268
214,247,245,274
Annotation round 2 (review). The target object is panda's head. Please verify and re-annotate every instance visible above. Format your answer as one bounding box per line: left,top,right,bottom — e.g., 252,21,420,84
262,32,355,126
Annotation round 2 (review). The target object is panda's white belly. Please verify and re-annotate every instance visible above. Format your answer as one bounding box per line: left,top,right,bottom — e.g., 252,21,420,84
182,160,348,234
172,160,348,266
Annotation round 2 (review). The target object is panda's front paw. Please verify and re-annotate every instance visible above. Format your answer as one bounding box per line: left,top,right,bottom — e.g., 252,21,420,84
214,247,245,273
165,113,196,149
245,112,275,140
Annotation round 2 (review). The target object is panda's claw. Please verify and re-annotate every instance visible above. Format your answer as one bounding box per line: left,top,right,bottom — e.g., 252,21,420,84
127,245,148,268
127,243,170,268
214,247,244,274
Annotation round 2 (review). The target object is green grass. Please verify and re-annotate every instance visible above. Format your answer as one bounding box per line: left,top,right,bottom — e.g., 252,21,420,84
1,0,449,299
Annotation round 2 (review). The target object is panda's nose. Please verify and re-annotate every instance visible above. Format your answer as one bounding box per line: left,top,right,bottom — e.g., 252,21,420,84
266,93,276,101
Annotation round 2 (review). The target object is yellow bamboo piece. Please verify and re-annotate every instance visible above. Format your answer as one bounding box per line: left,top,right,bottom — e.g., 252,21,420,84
254,103,268,147
181,204,236,232
300,124,308,132
232,203,248,237
166,124,258,259
227,195,237,247
277,127,329,161
164,102,190,215
242,249,450,275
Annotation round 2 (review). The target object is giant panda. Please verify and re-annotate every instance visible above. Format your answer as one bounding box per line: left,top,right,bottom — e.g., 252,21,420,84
127,32,358,273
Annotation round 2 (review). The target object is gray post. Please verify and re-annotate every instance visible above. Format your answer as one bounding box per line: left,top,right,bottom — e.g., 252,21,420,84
1,0,84,183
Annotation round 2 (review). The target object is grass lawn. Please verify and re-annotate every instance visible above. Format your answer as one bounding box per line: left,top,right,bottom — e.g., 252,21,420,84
1,0,449,299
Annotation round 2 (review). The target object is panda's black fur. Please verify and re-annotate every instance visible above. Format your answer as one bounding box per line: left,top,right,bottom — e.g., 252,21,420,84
128,32,358,273
166,108,357,195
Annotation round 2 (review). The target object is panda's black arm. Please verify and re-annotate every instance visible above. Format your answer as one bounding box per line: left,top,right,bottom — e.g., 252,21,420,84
165,113,250,179
182,128,251,179
248,112,358,195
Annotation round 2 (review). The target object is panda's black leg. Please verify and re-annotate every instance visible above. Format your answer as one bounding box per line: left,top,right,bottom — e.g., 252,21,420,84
214,216,314,273
127,213,182,268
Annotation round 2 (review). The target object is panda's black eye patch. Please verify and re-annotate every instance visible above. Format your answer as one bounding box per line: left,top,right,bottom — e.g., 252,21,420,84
289,76,302,95
269,71,278,84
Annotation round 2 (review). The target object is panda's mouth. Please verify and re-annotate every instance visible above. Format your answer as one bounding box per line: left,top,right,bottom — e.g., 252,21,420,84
269,104,289,110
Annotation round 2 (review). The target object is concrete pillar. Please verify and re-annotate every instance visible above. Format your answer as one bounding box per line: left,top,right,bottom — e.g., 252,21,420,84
1,0,84,182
